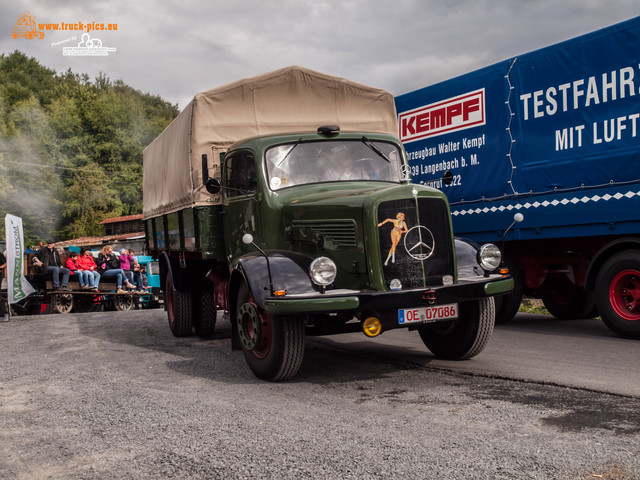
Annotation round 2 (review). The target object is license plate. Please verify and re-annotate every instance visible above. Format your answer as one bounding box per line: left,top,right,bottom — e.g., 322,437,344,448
398,303,458,325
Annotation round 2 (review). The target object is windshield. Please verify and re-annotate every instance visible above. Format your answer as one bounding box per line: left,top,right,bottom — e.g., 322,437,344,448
265,139,404,190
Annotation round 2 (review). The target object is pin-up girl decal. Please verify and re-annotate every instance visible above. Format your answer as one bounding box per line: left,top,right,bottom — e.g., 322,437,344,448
378,212,408,266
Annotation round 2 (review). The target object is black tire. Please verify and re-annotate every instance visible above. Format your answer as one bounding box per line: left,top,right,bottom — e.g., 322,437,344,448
418,297,495,360
540,274,596,320
114,294,135,311
236,282,305,381
165,272,193,337
594,250,640,339
52,294,74,314
494,259,523,325
193,288,217,337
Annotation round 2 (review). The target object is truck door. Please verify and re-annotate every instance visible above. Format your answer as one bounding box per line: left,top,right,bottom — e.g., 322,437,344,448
222,150,260,260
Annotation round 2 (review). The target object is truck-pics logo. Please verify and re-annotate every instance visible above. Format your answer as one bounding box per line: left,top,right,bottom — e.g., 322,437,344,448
11,11,118,45
399,89,486,143
12,11,44,39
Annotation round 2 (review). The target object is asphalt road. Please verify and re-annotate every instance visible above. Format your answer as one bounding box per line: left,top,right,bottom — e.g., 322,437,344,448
0,309,638,479
319,312,640,398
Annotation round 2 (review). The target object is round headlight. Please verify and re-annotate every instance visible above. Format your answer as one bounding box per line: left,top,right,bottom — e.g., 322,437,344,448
477,243,502,272
309,257,337,286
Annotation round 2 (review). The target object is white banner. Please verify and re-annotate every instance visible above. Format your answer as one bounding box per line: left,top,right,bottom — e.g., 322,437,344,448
5,214,35,303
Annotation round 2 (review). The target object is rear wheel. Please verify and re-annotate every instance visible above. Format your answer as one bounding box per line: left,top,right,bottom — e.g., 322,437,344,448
165,272,193,337
236,282,304,381
193,288,217,337
595,251,640,339
418,297,495,360
540,273,596,320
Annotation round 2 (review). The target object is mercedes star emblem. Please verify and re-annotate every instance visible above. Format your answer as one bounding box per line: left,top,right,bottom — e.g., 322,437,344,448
403,225,435,260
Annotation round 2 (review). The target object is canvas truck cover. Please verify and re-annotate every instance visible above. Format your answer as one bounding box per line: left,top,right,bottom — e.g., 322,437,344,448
395,16,640,242
143,66,398,219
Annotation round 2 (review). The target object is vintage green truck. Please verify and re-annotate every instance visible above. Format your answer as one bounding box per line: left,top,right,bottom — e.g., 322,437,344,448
143,66,513,381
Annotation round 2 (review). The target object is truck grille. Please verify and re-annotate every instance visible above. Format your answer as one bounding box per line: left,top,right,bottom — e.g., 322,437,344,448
377,197,454,289
291,220,358,248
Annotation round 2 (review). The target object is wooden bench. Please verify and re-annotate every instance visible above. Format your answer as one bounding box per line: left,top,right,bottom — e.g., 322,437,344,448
45,281,148,295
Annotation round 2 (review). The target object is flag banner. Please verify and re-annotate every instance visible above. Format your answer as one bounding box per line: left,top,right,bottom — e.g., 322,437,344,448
5,214,35,303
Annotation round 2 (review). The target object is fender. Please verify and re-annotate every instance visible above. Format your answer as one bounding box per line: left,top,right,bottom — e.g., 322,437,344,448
232,250,318,309
584,237,640,291
454,237,485,278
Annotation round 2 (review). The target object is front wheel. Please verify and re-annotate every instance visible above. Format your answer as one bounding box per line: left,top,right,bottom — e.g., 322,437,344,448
114,294,135,311
236,282,305,381
418,297,495,360
51,294,74,314
595,251,640,339
494,259,523,325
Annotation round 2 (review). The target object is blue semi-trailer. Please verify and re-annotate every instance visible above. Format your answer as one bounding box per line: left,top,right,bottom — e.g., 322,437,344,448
395,16,640,338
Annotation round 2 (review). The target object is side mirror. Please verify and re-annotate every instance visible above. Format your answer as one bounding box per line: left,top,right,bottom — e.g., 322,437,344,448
205,178,221,194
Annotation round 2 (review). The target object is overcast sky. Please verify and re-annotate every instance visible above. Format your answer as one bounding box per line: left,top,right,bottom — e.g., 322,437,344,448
2,1,639,111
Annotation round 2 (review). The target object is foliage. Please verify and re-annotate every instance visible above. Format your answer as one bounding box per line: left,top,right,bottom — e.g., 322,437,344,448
0,51,179,245
518,299,550,315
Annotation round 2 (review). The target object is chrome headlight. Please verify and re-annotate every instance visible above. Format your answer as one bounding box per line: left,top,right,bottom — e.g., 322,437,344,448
309,257,337,286
477,243,501,272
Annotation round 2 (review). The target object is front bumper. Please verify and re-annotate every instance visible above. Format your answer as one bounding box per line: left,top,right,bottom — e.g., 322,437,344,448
263,274,513,315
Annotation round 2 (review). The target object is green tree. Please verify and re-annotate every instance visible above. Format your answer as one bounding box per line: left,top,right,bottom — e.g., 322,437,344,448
0,51,178,243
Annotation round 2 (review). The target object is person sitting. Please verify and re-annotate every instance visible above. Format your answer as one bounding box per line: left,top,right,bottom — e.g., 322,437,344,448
97,245,135,293
65,251,90,290
128,249,146,292
119,248,137,289
32,240,70,291
77,248,100,291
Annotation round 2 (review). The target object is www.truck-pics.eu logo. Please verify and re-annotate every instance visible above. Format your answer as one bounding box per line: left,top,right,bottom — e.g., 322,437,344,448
399,89,486,143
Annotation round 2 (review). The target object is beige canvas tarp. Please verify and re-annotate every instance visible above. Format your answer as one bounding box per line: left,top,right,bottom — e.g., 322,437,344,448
142,65,398,219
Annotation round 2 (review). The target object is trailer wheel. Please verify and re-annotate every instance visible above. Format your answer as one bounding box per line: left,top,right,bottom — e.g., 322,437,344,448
418,297,495,360
494,259,523,325
52,294,74,314
114,294,135,311
193,288,216,337
595,251,640,339
165,272,193,337
236,282,304,381
540,274,596,320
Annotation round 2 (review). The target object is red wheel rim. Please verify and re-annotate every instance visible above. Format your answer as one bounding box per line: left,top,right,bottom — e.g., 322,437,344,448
609,269,640,321
238,298,272,359
252,311,272,359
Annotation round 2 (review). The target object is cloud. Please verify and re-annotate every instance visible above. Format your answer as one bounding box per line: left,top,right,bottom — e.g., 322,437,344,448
1,0,638,111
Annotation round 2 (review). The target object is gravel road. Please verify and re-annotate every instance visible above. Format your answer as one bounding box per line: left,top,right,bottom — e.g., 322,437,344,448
0,310,638,479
